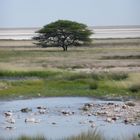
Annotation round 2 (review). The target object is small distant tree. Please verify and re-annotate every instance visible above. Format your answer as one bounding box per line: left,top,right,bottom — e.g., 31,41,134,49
33,20,93,51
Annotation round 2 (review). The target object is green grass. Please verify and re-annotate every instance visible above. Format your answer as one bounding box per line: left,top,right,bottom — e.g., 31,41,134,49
0,70,139,99
0,41,140,99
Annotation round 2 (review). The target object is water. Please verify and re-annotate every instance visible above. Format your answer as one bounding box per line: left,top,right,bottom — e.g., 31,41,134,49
0,97,139,140
0,26,140,40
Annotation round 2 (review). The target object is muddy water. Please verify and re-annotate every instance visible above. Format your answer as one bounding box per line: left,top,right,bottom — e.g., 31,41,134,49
0,97,139,140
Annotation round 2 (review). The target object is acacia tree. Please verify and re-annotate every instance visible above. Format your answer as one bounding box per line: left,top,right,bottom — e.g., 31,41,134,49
33,20,93,51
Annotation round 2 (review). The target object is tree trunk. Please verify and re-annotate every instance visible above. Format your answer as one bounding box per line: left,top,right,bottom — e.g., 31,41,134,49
62,46,66,51
62,45,67,51
65,46,67,51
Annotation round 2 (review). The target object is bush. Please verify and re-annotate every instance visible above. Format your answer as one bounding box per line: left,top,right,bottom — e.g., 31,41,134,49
89,82,98,90
107,73,128,80
91,73,128,81
129,84,140,93
91,73,101,80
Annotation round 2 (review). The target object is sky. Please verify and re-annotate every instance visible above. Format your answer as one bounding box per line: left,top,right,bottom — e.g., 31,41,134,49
0,0,140,28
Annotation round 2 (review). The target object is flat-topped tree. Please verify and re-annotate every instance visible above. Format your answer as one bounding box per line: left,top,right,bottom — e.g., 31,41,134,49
33,20,93,51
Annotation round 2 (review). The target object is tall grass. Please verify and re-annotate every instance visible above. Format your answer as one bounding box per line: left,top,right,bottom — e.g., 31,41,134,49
17,135,46,140
0,71,60,78
91,73,128,81
4,131,140,140
66,72,128,81
63,130,104,140
105,73,128,80
66,73,90,81
0,70,139,99
0,71,128,83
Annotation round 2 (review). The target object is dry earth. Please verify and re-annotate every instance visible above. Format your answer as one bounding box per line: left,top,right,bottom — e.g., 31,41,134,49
0,38,140,72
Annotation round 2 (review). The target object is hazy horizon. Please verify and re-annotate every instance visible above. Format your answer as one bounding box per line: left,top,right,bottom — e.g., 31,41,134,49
1,26,140,40
0,0,140,28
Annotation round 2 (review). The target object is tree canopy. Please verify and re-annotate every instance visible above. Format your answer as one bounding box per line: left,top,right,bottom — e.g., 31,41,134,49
33,20,93,51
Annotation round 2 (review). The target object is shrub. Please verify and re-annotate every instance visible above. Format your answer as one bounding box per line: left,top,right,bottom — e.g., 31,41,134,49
91,73,101,80
129,84,140,93
107,73,128,80
91,73,128,81
89,82,98,90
